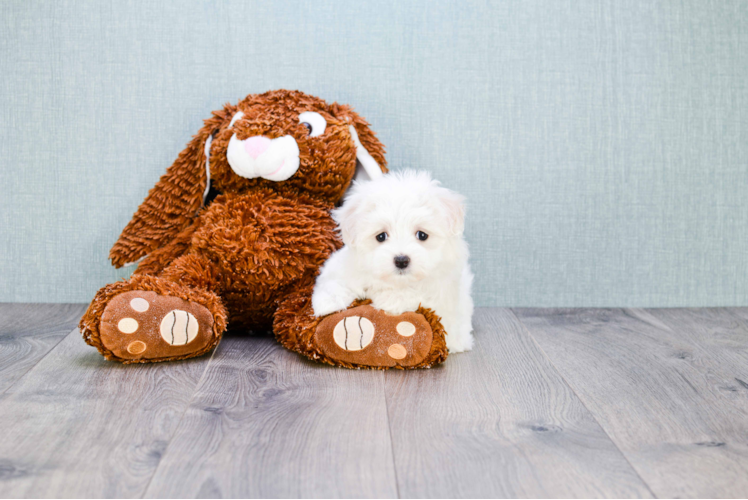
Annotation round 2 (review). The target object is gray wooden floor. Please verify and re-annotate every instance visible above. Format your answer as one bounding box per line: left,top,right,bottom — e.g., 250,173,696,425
1,305,748,498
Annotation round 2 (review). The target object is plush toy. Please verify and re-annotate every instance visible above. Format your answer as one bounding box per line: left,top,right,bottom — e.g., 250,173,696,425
80,90,448,369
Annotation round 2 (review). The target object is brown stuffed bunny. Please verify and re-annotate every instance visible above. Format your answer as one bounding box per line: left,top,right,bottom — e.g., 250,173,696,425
80,90,448,369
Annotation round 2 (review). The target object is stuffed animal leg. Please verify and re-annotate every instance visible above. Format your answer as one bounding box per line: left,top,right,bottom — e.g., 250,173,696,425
273,281,449,369
80,255,227,363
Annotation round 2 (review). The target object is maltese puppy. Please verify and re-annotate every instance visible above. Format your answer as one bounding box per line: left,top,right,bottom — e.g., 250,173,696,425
312,170,474,353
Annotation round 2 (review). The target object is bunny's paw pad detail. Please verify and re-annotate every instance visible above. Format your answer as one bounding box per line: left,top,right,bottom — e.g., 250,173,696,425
315,305,434,368
99,291,215,361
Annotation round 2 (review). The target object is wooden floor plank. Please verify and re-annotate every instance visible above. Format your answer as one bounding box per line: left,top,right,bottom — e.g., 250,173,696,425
647,308,748,383
513,308,748,498
384,308,652,498
0,329,211,498
725,307,748,336
144,335,397,499
0,303,87,394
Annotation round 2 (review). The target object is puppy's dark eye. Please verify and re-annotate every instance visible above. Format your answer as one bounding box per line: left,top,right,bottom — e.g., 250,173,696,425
376,232,388,243
416,231,429,241
301,122,313,134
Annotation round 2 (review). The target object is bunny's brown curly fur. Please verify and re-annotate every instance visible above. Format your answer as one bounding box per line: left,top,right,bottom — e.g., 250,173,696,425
79,90,449,368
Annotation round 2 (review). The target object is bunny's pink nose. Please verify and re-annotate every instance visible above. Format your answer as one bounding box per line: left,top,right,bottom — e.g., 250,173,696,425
244,136,271,159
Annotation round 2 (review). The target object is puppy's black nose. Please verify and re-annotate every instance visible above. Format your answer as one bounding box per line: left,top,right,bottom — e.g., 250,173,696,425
394,255,410,269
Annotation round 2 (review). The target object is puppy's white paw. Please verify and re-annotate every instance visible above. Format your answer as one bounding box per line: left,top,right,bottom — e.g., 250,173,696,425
312,292,352,318
446,332,474,353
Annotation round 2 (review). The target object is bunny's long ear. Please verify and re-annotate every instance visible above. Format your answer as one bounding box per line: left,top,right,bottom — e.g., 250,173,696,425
333,104,388,181
109,108,233,268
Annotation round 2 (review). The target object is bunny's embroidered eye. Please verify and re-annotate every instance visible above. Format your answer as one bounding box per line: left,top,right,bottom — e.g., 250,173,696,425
298,111,326,137
416,231,429,241
376,232,388,243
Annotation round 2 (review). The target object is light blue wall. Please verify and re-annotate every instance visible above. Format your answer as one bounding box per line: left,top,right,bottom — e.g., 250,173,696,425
1,0,747,306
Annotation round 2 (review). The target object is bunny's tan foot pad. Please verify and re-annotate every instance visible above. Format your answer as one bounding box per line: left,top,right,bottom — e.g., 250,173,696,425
99,291,216,361
314,305,435,368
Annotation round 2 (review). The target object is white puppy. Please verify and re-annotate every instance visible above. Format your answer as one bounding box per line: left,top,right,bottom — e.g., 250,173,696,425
312,170,474,353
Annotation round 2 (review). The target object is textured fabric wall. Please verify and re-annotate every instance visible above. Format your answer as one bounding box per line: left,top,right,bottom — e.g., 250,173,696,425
1,0,747,306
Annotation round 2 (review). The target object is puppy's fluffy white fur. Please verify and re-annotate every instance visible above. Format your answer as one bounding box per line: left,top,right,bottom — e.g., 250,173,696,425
312,170,474,352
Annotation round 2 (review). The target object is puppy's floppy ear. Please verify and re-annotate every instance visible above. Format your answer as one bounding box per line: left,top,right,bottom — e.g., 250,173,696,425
109,105,235,268
435,186,467,236
332,104,388,181
332,183,367,246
